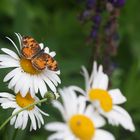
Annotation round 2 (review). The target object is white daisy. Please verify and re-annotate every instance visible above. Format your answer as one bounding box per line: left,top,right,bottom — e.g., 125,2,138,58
0,33,61,97
0,91,49,131
70,61,135,132
45,87,115,140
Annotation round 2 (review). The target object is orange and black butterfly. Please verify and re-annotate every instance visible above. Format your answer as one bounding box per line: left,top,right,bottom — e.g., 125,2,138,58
21,36,58,71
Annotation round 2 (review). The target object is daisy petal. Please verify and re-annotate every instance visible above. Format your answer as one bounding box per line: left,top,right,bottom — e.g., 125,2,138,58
69,85,86,96
45,122,67,131
49,51,56,57
92,72,109,90
6,36,20,55
109,89,126,104
105,106,135,131
94,129,115,140
1,48,19,60
85,105,105,128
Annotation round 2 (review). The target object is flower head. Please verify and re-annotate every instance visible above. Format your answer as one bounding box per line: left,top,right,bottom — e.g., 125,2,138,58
70,61,135,132
0,91,48,131
45,87,115,140
0,33,61,97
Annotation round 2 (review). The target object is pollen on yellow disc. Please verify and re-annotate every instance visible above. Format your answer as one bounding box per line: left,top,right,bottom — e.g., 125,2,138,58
16,92,35,110
69,115,95,140
89,89,113,112
20,58,40,75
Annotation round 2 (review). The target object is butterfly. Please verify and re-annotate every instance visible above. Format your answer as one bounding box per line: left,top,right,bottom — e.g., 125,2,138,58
21,36,58,71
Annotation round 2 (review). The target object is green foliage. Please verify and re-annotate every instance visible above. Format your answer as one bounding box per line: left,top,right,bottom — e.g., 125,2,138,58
0,0,139,139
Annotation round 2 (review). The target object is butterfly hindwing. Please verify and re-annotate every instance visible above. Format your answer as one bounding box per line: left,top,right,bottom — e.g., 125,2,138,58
31,52,58,71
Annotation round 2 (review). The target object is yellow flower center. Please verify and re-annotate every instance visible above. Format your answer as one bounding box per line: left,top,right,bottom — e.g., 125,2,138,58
16,92,35,110
69,115,95,140
89,89,113,112
20,58,40,75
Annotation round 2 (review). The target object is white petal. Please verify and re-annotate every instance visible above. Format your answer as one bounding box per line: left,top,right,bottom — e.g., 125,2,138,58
85,105,105,128
14,73,28,96
89,61,98,84
29,77,36,98
43,77,56,93
44,71,61,84
77,96,86,114
33,75,39,93
35,109,44,124
28,111,37,130
105,106,135,131
109,89,126,104
45,122,67,131
8,70,22,89
1,101,17,109
14,33,22,50
10,115,17,125
16,112,24,128
33,111,42,128
0,92,15,99
60,88,77,119
44,72,58,86
52,100,66,121
15,112,23,129
81,66,90,92
39,43,44,49
48,132,67,140
69,85,86,96
94,129,115,140
6,36,20,55
4,68,20,82
21,111,28,130
36,107,49,116
44,47,49,53
49,51,56,57
10,108,20,125
38,76,47,97
0,59,19,68
20,74,30,96
1,48,19,60
92,72,109,90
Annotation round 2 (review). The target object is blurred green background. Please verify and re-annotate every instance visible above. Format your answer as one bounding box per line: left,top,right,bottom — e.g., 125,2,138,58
0,0,139,140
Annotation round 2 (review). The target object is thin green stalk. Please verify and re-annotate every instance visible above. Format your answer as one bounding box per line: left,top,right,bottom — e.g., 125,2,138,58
0,98,47,130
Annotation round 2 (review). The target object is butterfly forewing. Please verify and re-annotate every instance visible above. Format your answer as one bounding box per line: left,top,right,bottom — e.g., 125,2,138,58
31,52,59,71
21,36,41,59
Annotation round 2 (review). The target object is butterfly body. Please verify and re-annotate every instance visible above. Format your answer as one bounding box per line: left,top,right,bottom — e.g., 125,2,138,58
21,36,58,71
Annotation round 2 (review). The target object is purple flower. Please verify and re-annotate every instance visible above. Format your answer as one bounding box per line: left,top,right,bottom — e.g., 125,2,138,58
93,15,102,25
108,0,126,7
86,0,96,9
91,27,98,38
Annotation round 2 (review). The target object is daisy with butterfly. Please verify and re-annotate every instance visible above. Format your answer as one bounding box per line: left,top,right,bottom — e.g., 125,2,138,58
0,33,61,98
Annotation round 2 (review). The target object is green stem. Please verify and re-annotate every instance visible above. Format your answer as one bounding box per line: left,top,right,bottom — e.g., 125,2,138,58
0,98,47,130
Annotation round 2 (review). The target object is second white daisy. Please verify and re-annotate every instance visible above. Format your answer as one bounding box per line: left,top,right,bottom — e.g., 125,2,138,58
70,61,135,132
45,87,115,140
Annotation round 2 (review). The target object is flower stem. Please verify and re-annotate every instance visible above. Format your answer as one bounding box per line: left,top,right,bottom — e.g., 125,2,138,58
0,98,48,130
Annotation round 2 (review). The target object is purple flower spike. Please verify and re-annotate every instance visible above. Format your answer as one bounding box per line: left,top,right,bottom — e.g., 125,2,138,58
116,0,126,7
87,0,96,9
91,27,98,38
108,0,126,7
93,15,102,24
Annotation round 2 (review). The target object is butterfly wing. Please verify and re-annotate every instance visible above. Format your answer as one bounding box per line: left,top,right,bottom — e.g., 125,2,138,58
21,36,41,59
31,52,58,71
